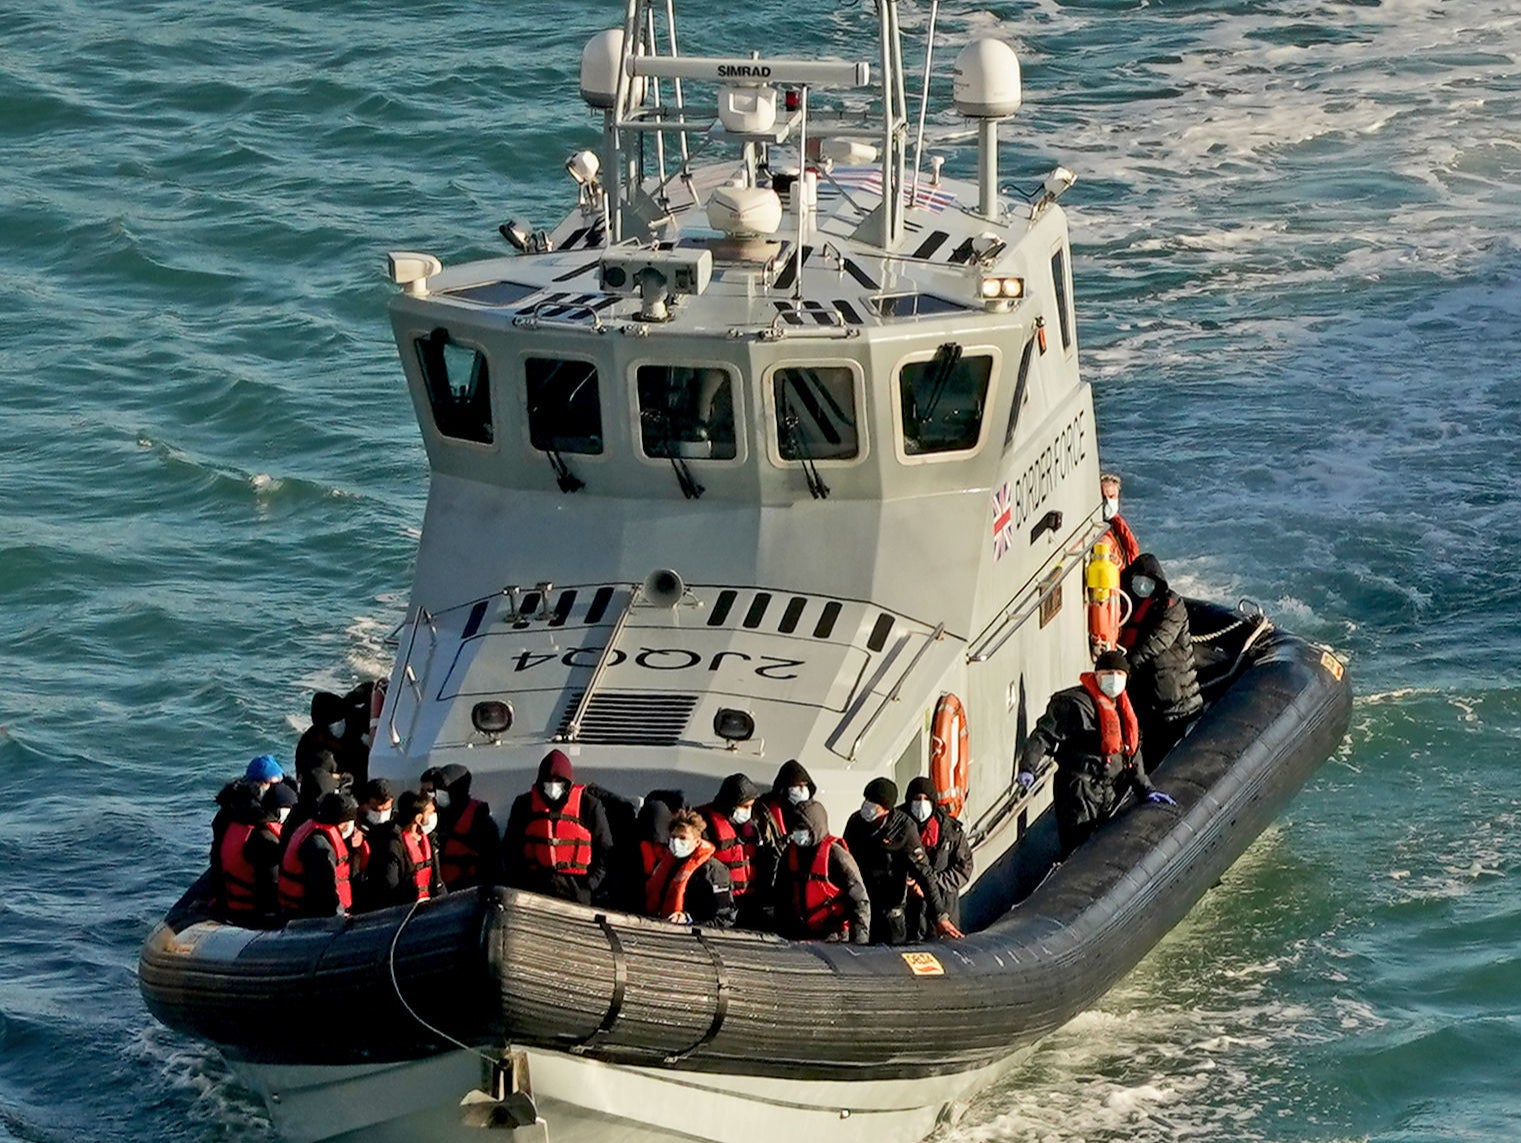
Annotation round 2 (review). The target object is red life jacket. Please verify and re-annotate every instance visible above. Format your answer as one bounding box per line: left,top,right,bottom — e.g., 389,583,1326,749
764,799,788,836
401,829,434,901
699,807,753,897
1080,672,1140,761
644,839,717,917
638,838,664,881
277,820,353,913
522,785,593,877
218,822,258,914
786,836,849,937
1104,515,1141,568
1118,596,1154,650
439,798,487,887
918,812,941,852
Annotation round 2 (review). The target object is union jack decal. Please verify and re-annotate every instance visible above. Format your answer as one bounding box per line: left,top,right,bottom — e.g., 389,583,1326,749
992,482,1015,559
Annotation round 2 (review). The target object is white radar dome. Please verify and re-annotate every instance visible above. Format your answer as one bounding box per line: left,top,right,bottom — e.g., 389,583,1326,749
953,39,1022,119
580,29,645,110
707,185,784,238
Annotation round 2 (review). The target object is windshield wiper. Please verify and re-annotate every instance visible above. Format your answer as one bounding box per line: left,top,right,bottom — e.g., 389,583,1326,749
644,409,704,500
921,341,963,421
780,382,830,500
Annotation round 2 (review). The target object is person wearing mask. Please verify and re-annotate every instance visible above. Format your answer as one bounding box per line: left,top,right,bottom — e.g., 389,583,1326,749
210,754,285,901
844,778,963,944
901,776,974,940
618,797,674,912
420,763,501,890
747,759,814,923
695,774,759,905
350,778,396,878
1018,649,1177,856
503,750,614,905
643,809,737,928
282,753,343,849
295,691,363,781
1099,471,1141,571
278,791,360,919
774,801,871,943
358,790,443,911
1119,553,1204,760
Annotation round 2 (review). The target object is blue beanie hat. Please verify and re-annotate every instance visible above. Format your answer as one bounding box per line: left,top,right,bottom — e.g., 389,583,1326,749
245,754,284,783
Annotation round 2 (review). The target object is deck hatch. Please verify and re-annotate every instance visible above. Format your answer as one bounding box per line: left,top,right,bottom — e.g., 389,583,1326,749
555,691,700,746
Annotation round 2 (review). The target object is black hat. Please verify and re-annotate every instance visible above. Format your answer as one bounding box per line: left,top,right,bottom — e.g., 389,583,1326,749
863,777,899,811
1095,648,1130,674
715,773,760,812
905,775,936,803
358,778,396,805
264,782,299,811
316,791,358,825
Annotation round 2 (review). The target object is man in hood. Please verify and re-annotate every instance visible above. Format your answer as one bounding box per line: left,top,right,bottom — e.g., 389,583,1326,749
844,777,963,944
900,776,974,939
615,797,674,912
278,791,360,918
420,763,501,890
1119,552,1203,759
296,690,371,786
748,760,814,925
695,773,760,907
209,755,285,901
282,756,343,848
773,800,871,943
503,750,614,905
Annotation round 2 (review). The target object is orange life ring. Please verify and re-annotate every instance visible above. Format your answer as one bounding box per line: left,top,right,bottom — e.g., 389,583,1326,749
929,693,970,818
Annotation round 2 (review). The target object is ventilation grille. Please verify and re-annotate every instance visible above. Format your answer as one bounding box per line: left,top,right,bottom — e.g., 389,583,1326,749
556,692,699,746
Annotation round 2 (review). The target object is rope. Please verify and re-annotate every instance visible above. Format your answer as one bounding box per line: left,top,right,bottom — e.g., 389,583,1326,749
387,897,498,1066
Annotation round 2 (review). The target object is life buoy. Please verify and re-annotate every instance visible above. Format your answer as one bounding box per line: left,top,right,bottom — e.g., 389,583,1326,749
930,693,970,818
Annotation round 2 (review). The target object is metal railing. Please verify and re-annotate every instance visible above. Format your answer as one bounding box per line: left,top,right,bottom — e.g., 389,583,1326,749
847,622,947,761
386,607,438,749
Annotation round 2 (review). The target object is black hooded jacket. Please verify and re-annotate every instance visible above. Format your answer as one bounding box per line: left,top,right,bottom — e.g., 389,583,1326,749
430,763,502,889
773,801,871,943
1120,554,1204,724
503,760,614,904
295,690,371,784
901,779,974,937
210,780,268,914
843,806,949,943
357,822,444,911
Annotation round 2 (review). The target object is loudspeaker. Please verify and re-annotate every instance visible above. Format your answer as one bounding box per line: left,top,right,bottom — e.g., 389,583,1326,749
642,568,685,608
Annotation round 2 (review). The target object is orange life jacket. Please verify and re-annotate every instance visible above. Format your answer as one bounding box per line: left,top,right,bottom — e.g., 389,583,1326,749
522,785,593,877
1103,515,1140,568
439,798,487,887
1079,672,1140,761
699,806,753,897
218,822,258,914
277,820,353,913
786,836,849,937
401,829,434,901
644,839,717,918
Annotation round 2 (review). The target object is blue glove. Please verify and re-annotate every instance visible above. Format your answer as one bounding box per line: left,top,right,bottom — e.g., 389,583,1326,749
1145,790,1176,806
1016,771,1034,792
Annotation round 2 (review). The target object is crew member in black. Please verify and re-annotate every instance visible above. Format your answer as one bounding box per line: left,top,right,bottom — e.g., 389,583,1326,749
900,776,974,939
1119,552,1203,759
357,790,443,910
295,691,369,785
773,801,871,943
843,778,963,944
420,763,501,889
502,751,615,904
1018,649,1176,856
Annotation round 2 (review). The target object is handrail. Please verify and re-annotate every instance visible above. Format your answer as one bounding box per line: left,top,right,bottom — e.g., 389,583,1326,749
967,517,1111,663
848,622,946,760
560,585,641,742
386,607,437,748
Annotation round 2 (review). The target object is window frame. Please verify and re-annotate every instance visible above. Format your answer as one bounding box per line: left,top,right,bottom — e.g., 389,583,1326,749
412,327,496,448
761,358,868,469
627,358,747,467
891,344,1001,465
520,350,607,459
1050,245,1075,354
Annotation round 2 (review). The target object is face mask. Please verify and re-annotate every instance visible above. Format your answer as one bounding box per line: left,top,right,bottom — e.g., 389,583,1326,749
790,829,813,847
909,799,933,823
1097,672,1126,698
277,808,291,823
731,805,752,826
859,801,885,824
541,780,567,801
669,836,697,859
1102,496,1119,521
364,808,392,826
420,813,438,835
339,821,356,839
327,720,346,738
787,785,809,805
1131,576,1156,599
431,789,451,810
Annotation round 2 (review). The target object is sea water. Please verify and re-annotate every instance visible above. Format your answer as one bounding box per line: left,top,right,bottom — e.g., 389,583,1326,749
2,0,1518,1139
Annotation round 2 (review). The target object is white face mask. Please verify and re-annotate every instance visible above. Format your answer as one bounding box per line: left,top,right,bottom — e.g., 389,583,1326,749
420,813,438,835
1131,576,1156,599
787,785,810,805
1097,672,1126,698
1102,496,1119,521
327,720,346,738
669,836,697,859
731,805,753,826
908,799,933,823
431,789,451,810
277,808,291,823
339,821,356,839
541,780,567,801
859,801,886,824
790,829,813,847
364,808,392,826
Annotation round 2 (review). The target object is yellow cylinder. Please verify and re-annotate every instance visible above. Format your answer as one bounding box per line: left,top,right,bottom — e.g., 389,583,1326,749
1086,542,1118,600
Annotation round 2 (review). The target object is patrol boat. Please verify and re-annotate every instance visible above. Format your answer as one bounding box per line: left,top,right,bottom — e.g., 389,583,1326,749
139,2,1352,1140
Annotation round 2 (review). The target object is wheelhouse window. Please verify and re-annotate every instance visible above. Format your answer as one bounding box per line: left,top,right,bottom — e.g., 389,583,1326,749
526,357,603,454
636,365,737,460
773,366,859,460
1051,249,1073,350
415,328,492,444
898,345,994,456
